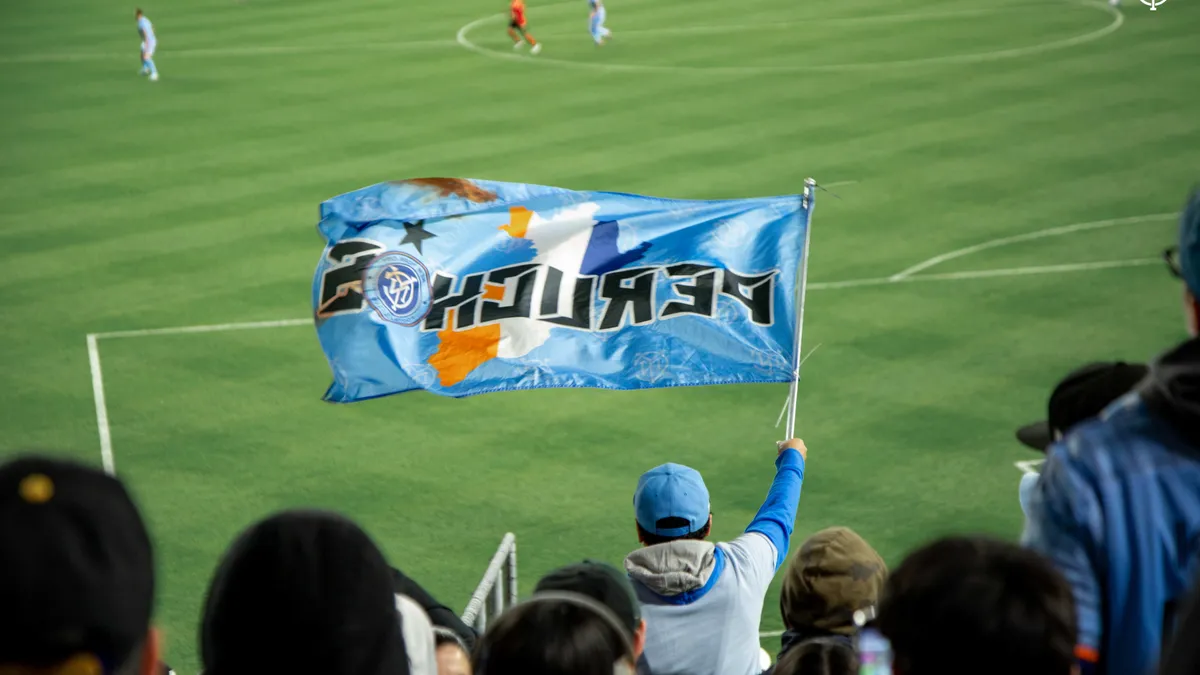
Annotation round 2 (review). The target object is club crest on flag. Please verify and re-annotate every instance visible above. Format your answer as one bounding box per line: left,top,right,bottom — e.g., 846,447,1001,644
312,178,814,401
363,252,432,326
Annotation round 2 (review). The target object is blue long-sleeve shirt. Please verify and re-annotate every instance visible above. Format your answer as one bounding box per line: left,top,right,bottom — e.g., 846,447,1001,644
626,449,806,675
747,448,807,567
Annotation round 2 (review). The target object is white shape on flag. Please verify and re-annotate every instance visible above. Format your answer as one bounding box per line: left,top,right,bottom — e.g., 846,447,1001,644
495,202,601,360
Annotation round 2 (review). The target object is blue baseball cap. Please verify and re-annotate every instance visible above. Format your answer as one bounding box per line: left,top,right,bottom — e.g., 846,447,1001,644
633,463,710,537
1180,188,1200,296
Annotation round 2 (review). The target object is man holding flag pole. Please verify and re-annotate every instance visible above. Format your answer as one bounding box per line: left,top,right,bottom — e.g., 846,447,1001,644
310,177,819,673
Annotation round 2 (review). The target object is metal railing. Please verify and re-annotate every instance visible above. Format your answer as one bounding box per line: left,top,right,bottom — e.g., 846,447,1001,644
460,532,518,633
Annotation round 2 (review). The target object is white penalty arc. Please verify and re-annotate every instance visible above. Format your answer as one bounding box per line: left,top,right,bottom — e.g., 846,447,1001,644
456,0,1124,75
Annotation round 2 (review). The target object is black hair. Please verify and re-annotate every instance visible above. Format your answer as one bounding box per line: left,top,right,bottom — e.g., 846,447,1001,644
474,599,630,675
877,536,1076,675
636,516,711,547
773,638,857,675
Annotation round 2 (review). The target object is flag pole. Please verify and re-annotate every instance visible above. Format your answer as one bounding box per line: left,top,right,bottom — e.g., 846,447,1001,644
784,178,816,441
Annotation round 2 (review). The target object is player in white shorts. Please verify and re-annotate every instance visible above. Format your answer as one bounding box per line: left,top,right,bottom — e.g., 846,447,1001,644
136,9,158,81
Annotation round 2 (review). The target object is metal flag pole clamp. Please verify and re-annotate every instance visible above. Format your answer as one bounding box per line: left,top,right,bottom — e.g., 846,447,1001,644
784,178,817,441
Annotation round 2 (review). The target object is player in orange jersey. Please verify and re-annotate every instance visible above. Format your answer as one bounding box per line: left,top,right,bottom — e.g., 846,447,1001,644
508,0,542,54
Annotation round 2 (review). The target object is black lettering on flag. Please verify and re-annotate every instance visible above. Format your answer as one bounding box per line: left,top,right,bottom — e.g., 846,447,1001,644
721,269,778,325
423,272,485,331
317,239,385,318
598,267,658,331
480,264,539,323
661,264,718,319
540,266,595,330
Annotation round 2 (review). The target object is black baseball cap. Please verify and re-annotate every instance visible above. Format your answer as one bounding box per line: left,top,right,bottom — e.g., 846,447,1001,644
534,560,641,634
1016,362,1148,452
200,509,409,675
0,455,155,671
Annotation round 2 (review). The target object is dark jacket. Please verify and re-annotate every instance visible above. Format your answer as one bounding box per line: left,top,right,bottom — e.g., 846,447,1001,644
391,567,478,650
765,628,854,674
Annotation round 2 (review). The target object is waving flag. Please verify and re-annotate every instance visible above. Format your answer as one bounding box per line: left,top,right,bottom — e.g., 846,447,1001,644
312,178,813,402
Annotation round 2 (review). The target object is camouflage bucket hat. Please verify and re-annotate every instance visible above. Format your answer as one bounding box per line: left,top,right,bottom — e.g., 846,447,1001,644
781,526,887,636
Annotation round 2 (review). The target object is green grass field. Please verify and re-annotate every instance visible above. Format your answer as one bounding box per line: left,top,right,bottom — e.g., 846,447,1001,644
1,0,1197,670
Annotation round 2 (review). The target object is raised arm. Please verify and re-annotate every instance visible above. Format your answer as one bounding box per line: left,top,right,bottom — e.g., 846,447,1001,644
744,438,807,569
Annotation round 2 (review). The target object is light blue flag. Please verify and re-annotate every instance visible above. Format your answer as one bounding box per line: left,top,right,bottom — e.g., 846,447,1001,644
313,178,812,402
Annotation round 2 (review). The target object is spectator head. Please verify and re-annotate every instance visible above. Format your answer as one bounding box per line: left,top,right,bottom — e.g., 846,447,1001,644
781,527,887,639
877,536,1076,675
1169,187,1200,336
633,463,712,546
433,628,470,675
773,638,857,675
0,451,158,672
535,560,647,659
1015,361,1148,452
473,592,637,675
0,455,159,675
200,509,411,675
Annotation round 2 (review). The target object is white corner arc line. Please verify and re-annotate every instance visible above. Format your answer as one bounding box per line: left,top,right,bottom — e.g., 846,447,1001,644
889,213,1175,281
456,0,1123,75
94,318,310,340
87,334,116,475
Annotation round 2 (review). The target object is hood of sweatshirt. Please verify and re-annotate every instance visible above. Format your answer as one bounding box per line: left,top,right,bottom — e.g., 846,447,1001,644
1141,336,1200,447
624,540,717,596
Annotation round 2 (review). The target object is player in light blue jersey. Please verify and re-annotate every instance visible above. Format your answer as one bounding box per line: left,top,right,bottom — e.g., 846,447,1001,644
589,0,611,45
136,9,158,81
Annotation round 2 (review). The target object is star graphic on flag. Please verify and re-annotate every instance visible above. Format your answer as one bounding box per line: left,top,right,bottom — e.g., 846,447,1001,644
400,220,436,255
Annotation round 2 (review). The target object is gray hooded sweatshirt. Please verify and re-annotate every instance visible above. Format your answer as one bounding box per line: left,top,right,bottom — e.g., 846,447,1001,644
625,450,806,675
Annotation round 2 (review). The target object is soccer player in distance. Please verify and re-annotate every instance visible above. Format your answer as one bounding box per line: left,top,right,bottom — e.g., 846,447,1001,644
508,0,542,54
589,0,612,46
624,438,807,675
136,9,158,81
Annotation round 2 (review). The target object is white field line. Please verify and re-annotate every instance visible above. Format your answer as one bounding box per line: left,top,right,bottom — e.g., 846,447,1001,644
0,39,458,65
809,257,1159,291
94,317,310,340
87,334,116,475
87,259,1156,341
889,213,1174,281
1016,459,1045,474
761,630,785,638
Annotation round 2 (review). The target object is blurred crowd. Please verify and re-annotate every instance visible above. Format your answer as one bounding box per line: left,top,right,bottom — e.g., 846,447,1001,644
2,191,1198,675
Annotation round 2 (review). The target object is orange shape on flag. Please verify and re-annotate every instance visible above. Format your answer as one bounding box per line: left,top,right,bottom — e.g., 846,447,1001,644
429,309,501,387
499,206,533,239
